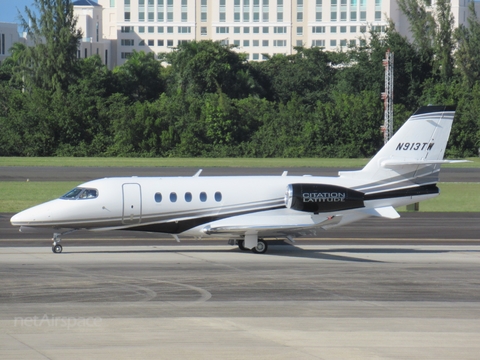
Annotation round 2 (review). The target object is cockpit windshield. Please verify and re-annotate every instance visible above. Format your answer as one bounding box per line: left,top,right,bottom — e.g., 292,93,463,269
61,188,98,200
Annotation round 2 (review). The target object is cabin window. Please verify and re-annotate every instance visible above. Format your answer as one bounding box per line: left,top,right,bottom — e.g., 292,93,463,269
200,192,207,202
185,192,192,202
170,192,177,202
154,192,162,202
61,188,98,200
215,192,222,202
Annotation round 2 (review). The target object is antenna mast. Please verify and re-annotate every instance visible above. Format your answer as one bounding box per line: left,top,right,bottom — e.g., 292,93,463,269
381,49,394,144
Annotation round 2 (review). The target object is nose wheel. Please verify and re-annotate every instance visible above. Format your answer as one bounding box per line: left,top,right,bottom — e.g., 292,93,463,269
52,243,63,253
52,233,63,253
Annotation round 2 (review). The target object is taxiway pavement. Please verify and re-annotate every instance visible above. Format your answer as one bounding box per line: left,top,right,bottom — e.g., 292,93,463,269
1,243,480,359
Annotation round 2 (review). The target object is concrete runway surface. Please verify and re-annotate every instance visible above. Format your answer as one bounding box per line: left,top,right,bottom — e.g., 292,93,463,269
1,166,480,359
1,243,480,360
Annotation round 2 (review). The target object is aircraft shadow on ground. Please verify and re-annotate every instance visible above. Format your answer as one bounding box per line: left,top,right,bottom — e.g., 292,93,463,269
259,246,463,262
70,244,480,263
69,245,384,263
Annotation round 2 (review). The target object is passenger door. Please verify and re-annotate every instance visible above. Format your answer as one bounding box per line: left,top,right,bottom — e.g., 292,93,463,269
122,183,142,224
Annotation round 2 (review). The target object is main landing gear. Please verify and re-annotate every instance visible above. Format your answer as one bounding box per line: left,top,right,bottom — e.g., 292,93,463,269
52,233,63,253
251,239,268,254
236,239,268,254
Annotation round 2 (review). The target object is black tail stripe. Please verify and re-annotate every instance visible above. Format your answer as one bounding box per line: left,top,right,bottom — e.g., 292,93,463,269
364,184,439,201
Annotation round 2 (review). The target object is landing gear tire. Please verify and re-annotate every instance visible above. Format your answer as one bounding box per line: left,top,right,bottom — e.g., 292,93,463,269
52,244,63,254
251,240,268,254
237,240,249,251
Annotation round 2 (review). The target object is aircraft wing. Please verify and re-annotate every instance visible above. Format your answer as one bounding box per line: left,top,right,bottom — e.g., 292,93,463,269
202,205,399,238
202,214,343,237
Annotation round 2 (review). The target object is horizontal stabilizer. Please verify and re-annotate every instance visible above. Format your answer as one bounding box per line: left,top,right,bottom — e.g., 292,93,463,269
381,159,470,168
363,206,400,219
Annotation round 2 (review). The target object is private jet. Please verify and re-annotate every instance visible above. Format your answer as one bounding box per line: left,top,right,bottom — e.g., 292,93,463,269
11,105,462,254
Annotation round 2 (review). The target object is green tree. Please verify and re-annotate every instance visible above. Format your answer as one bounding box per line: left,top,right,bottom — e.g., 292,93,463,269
449,86,480,157
383,27,430,109
308,91,383,158
397,0,436,65
203,93,236,148
113,50,165,102
0,85,24,155
253,47,334,105
53,56,116,156
333,28,385,97
398,0,455,83
338,23,431,110
247,96,311,157
454,2,480,88
1,43,30,88
18,0,82,92
2,87,59,156
433,0,455,82
161,40,261,99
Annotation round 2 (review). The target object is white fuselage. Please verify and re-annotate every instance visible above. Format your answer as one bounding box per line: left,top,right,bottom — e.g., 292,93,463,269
10,174,436,239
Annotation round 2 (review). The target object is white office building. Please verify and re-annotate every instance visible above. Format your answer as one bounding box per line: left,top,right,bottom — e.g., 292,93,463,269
0,23,30,64
73,0,113,67
71,0,480,68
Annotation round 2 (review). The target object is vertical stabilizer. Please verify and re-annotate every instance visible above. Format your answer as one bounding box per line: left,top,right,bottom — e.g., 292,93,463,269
339,105,457,193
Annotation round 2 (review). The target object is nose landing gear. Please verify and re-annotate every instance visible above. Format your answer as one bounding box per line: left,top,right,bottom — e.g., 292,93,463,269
52,233,62,253
52,243,63,253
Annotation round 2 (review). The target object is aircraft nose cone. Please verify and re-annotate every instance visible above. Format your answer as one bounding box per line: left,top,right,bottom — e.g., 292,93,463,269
10,210,33,226
10,203,53,226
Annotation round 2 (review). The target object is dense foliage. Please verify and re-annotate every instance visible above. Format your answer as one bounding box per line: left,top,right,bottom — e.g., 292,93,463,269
1,0,480,158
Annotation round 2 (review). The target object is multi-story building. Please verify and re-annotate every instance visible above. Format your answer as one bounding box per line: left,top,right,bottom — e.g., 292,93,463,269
73,0,112,67
0,22,29,64
74,0,480,69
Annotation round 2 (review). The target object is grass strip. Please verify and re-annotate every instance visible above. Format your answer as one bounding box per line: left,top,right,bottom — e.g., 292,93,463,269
1,181,479,214
414,183,480,212
1,181,79,213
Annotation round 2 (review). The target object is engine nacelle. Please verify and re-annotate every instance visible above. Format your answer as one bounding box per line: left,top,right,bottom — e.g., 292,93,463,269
285,183,365,213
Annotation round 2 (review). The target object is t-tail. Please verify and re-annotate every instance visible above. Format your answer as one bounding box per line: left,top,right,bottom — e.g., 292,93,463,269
339,105,464,212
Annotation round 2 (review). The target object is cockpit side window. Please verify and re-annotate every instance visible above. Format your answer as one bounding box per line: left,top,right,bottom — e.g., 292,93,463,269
61,188,84,199
79,189,98,199
61,188,98,200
